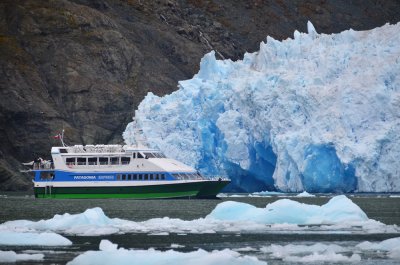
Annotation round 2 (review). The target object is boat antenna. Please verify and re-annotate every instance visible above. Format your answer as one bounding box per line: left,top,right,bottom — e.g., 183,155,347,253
61,128,66,147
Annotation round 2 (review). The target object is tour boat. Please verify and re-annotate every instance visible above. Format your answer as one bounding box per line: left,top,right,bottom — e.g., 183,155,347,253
29,124,230,199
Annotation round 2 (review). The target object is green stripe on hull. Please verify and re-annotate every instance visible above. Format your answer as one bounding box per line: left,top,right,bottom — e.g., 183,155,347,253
34,181,230,199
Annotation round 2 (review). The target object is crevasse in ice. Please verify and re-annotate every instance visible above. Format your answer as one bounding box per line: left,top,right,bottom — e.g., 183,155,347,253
123,22,400,192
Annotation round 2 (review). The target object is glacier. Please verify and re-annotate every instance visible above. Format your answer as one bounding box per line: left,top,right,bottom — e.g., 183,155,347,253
124,22,400,192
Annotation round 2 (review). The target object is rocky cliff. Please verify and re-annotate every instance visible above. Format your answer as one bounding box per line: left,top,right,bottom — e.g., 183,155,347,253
1,0,399,190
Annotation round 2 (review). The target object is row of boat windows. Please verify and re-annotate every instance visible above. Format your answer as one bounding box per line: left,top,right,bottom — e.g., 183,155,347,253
172,173,205,180
116,173,166,181
64,152,166,166
66,157,131,166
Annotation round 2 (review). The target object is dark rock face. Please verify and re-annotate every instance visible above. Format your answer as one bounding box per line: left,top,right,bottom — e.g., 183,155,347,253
1,0,399,190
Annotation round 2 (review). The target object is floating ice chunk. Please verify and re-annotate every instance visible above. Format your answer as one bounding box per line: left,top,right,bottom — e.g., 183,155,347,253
296,191,316,197
0,232,72,246
207,195,368,224
99,240,118,251
356,237,400,251
1,208,119,236
67,240,266,265
357,237,400,259
170,244,185,248
261,242,361,262
0,251,44,262
251,191,285,197
260,243,345,257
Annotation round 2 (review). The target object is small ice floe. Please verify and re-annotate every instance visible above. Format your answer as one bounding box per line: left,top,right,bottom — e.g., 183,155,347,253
260,243,360,263
0,232,72,246
67,240,266,265
0,250,44,262
149,232,169,236
296,191,316,197
250,191,285,197
233,246,258,252
170,244,185,249
283,251,361,263
357,237,400,259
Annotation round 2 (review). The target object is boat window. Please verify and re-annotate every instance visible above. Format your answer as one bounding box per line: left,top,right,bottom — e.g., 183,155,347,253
144,174,148,180
138,174,142,180
133,174,137,180
155,174,159,180
116,174,121,180
99,157,108,165
110,157,119,165
88,157,97,165
150,174,153,180
121,157,130,165
66,157,75,165
137,153,144,159
127,174,132,180
132,153,136,159
59,149,68,153
161,174,165,180
77,157,86,165
122,174,126,180
148,153,156,158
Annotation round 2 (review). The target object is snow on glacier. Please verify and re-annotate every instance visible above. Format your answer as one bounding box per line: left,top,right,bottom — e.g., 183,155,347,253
67,240,266,265
124,22,400,192
1,196,398,236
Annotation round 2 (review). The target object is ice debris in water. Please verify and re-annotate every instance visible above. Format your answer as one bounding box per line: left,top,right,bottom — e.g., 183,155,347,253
124,21,400,193
357,237,400,259
67,240,266,265
261,243,361,263
0,232,72,246
0,251,44,263
0,196,397,236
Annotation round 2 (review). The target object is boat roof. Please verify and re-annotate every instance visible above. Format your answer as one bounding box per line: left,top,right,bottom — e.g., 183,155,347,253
51,145,159,154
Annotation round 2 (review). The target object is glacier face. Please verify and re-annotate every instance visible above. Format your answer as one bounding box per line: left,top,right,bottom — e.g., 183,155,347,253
124,22,400,192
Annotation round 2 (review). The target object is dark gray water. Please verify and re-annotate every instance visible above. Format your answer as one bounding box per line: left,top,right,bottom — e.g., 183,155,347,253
1,192,400,264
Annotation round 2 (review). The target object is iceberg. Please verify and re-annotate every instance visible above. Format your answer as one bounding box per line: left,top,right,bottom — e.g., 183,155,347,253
206,195,367,224
1,196,397,235
124,22,400,193
67,240,266,265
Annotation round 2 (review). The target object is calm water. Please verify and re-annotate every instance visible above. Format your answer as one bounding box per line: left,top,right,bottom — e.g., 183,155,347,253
1,192,400,264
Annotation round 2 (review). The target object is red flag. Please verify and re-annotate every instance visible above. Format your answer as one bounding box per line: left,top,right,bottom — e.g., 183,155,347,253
54,134,61,139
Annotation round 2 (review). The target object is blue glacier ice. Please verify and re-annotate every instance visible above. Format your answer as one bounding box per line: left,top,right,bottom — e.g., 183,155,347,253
124,22,400,192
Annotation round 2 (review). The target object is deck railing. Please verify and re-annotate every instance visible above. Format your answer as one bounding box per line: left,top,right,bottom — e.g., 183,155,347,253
33,162,54,170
